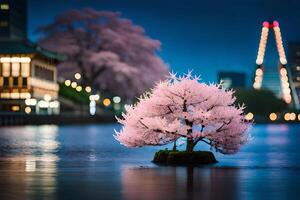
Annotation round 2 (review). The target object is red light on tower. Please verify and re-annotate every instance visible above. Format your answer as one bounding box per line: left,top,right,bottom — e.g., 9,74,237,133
263,21,269,28
273,20,279,27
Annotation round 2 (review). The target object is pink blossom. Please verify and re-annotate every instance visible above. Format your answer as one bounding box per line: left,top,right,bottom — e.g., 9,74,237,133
115,73,252,154
38,8,168,100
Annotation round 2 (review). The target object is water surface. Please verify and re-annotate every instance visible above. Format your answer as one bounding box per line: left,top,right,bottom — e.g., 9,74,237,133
0,124,299,200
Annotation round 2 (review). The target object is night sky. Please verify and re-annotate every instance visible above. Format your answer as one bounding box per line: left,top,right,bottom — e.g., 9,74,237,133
28,0,300,84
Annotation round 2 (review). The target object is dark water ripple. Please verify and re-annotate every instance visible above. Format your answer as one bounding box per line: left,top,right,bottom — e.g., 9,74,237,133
0,124,299,200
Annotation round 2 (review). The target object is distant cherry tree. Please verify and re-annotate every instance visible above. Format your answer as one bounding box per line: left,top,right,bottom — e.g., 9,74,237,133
115,73,251,154
38,8,168,99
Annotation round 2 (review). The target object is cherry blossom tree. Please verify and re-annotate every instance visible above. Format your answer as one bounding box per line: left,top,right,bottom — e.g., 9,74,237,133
38,8,168,100
115,73,251,154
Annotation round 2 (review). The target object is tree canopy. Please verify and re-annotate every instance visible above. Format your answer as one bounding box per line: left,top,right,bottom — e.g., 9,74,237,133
115,73,251,154
38,8,169,100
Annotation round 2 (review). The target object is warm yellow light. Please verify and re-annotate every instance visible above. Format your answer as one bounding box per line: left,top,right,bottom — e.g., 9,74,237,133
280,68,287,76
103,98,111,107
11,105,20,112
253,82,261,89
25,107,31,114
21,63,30,77
44,94,52,102
256,68,263,76
25,98,37,106
269,113,277,121
11,93,20,99
2,62,10,76
0,4,9,10
298,114,300,121
20,57,31,63
245,112,254,120
71,82,77,88
74,73,81,80
11,62,20,77
0,57,10,63
85,86,91,93
290,113,296,121
284,113,290,121
65,80,71,86
76,86,82,92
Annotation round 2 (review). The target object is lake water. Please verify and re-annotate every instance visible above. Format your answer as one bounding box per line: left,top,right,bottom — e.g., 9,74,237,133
0,124,299,200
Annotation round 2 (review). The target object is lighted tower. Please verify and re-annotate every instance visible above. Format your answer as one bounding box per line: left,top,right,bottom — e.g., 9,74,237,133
253,20,300,108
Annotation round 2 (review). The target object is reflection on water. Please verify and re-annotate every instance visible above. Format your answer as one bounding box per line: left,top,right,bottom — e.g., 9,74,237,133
0,124,299,199
121,166,240,200
0,125,59,200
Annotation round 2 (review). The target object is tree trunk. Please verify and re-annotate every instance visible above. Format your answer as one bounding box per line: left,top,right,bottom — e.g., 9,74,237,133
172,140,177,151
186,138,194,152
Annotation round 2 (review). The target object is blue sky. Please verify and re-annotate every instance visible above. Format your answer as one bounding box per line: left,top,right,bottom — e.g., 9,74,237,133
28,0,300,84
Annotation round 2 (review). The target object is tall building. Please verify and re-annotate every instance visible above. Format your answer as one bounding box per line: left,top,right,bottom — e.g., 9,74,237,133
0,0,27,41
253,20,300,109
217,72,246,89
0,0,63,114
288,42,300,99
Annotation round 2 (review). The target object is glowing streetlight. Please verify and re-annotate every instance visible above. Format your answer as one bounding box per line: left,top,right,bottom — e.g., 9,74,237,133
113,96,121,104
245,112,254,120
74,73,81,80
269,113,277,121
85,86,91,93
76,86,82,92
71,82,77,88
103,98,111,107
65,80,71,86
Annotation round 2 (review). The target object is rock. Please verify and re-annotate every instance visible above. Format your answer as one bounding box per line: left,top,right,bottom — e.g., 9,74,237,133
153,150,218,165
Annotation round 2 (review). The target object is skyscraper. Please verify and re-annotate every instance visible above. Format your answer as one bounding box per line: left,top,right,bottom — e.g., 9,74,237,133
0,0,27,41
218,71,246,89
288,42,300,100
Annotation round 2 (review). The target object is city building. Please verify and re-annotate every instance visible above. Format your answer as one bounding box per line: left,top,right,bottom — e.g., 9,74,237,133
288,42,300,100
0,0,27,41
218,71,246,89
0,41,63,114
0,0,63,114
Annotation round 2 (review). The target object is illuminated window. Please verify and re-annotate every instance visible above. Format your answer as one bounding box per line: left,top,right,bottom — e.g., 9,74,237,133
11,62,20,77
297,66,300,71
11,105,20,112
0,4,9,10
2,62,10,76
21,63,30,77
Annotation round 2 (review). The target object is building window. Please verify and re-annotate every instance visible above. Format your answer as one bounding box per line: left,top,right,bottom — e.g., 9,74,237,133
297,66,300,71
21,63,30,77
11,62,20,77
22,77,27,87
0,4,9,10
297,77,300,81
3,77,9,87
2,62,10,76
34,65,54,81
13,77,18,86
